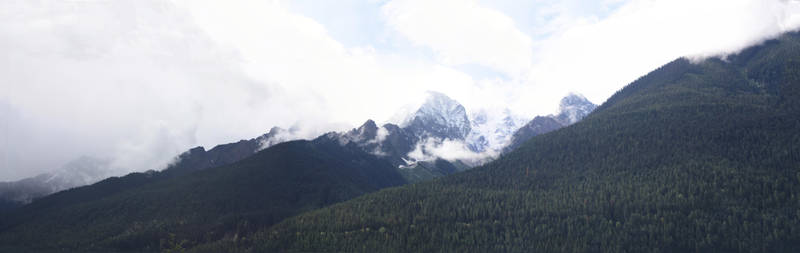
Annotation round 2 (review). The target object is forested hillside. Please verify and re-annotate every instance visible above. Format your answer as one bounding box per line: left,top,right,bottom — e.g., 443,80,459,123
0,138,406,252
216,32,800,252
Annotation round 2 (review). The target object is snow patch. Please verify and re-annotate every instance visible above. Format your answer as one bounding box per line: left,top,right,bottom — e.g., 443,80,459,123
466,108,528,153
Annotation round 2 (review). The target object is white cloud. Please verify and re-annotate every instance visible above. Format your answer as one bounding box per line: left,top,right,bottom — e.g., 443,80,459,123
1,0,798,181
172,0,485,127
407,137,495,166
0,0,349,179
372,126,390,144
0,0,257,179
0,0,478,180
512,0,800,116
382,0,533,77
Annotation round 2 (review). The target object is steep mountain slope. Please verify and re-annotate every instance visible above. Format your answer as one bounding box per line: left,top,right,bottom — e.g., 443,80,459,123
0,127,295,210
331,92,480,183
325,119,468,183
164,126,296,176
504,115,563,151
227,32,800,252
505,93,597,152
466,108,527,153
348,91,591,182
0,137,406,252
553,93,597,125
398,91,472,140
0,156,122,208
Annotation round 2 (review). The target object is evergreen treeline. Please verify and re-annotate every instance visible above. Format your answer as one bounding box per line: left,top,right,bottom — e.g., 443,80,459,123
0,138,406,252
208,32,800,252
2,31,799,253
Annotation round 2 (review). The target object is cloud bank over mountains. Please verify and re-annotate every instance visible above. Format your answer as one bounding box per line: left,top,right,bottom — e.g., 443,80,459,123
1,0,799,180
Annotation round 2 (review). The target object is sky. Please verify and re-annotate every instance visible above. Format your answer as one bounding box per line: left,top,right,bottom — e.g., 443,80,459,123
1,0,799,181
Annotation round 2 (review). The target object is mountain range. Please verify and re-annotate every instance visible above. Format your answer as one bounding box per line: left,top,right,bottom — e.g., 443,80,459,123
0,157,121,208
308,90,596,182
0,136,407,252
0,126,299,210
0,91,595,208
215,31,800,252
0,88,596,252
3,31,800,252
505,93,597,152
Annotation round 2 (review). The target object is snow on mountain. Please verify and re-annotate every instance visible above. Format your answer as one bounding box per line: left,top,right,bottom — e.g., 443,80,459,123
506,93,597,152
466,108,528,153
0,91,595,206
554,93,597,125
311,91,594,181
399,91,472,140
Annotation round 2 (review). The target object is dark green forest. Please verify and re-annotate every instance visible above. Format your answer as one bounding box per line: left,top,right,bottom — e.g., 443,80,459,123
198,33,800,252
2,32,799,253
0,138,406,252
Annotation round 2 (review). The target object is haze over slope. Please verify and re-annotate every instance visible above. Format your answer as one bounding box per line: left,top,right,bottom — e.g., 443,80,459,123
227,32,800,253
0,137,407,252
3,0,799,181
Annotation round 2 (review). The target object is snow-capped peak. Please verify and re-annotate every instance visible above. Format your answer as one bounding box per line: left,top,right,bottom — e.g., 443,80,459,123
397,91,472,140
555,93,597,125
466,108,528,153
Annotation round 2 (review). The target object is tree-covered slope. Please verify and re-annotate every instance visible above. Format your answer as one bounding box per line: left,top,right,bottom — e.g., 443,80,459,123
226,32,800,253
0,138,406,252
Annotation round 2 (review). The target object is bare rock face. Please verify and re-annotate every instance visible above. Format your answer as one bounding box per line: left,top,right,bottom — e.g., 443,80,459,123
505,116,565,152
165,126,296,176
505,93,597,152
554,93,597,126
402,91,471,141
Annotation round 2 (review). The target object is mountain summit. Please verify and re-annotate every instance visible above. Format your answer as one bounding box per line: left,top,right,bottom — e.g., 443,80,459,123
0,88,602,252
554,93,597,125
466,108,526,153
505,93,597,152
401,91,472,140
246,31,800,253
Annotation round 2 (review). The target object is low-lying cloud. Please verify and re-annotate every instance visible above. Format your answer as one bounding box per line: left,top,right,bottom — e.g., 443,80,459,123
516,0,800,116
407,137,496,167
1,0,798,181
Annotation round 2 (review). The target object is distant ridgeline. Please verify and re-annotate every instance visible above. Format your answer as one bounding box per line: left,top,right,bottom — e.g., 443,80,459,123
0,126,295,211
9,29,800,252
0,86,593,250
0,89,594,212
198,32,800,252
0,137,408,252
